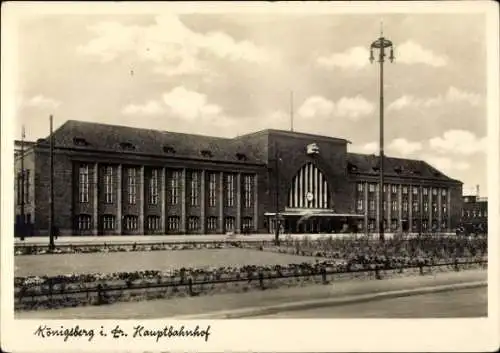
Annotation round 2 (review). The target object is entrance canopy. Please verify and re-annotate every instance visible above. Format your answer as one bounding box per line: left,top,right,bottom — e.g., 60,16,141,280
264,208,364,218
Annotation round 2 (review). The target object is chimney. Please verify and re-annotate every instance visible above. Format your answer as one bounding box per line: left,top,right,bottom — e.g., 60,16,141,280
476,184,480,197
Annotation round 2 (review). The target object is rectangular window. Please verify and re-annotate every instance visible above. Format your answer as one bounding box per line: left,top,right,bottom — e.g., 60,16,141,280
225,216,235,232
104,166,114,204
423,188,428,195
403,201,408,212
423,201,429,212
402,186,408,194
413,200,419,212
168,216,180,231
77,215,92,230
79,164,89,203
368,219,375,231
149,169,159,205
369,200,375,211
190,171,200,206
169,171,180,205
383,185,387,192
124,215,138,230
442,206,447,215
432,188,438,195
391,219,398,230
188,216,200,231
208,173,217,207
441,189,447,196
24,170,30,203
392,185,398,193
357,199,364,212
207,216,218,231
243,217,253,230
243,175,253,208
226,174,235,207
413,187,418,195
127,168,137,205
102,215,115,230
383,201,387,211
432,203,438,213
391,200,398,211
369,184,375,192
147,215,160,230
357,183,364,192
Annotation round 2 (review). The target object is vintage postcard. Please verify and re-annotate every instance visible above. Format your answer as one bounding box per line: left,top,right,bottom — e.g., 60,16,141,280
1,1,499,352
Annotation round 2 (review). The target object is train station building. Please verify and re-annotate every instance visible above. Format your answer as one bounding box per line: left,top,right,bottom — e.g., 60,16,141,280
14,120,463,236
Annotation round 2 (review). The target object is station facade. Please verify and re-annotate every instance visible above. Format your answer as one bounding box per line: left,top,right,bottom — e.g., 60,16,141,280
14,120,463,236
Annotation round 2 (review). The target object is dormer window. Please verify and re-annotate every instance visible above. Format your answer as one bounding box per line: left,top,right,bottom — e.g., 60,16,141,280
73,137,89,146
394,166,403,174
163,145,176,154
412,170,422,176
200,150,213,158
119,142,135,151
433,171,441,177
236,153,247,161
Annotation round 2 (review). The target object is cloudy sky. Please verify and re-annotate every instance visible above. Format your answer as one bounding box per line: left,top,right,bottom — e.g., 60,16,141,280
9,6,489,196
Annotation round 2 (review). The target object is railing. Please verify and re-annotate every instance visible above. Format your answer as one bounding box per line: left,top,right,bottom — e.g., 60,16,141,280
14,259,487,310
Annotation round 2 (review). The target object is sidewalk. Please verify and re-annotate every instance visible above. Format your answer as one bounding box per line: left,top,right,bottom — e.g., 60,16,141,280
16,269,486,319
14,232,458,246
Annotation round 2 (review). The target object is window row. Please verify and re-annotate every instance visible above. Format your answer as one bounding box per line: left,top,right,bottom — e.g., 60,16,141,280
76,214,252,232
356,199,448,214
364,219,448,231
462,209,488,218
357,183,449,197
16,169,31,205
78,164,254,208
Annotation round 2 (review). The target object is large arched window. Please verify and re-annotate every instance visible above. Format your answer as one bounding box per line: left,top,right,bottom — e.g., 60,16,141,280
287,163,330,209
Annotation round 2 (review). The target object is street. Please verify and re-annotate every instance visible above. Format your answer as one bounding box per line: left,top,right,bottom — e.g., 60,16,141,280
252,286,487,318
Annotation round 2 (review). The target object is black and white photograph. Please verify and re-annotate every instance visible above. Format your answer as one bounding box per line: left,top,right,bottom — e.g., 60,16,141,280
1,2,499,352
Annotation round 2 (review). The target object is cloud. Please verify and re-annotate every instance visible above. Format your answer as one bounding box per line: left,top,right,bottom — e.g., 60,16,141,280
396,40,448,67
387,138,423,156
297,95,374,119
317,46,369,70
122,100,164,115
23,95,61,109
420,154,470,173
78,14,273,77
162,86,223,121
350,141,379,155
317,40,448,70
429,130,486,156
351,138,423,157
388,86,481,111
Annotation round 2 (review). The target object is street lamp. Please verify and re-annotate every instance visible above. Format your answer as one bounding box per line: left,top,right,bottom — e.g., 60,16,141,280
370,26,395,242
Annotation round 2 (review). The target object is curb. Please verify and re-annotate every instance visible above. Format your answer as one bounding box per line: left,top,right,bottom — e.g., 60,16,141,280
173,280,486,319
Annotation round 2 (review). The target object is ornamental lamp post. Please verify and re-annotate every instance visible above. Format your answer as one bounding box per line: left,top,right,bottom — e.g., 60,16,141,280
369,27,395,243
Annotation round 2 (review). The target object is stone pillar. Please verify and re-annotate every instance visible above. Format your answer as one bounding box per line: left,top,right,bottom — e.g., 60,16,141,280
364,181,369,235
428,188,433,230
408,185,413,234
375,184,380,233
93,162,99,236
254,174,259,232
116,164,122,235
419,185,424,233
161,167,166,234
236,173,242,233
180,168,187,233
138,166,145,234
387,184,391,233
447,188,451,232
200,170,206,234
219,172,224,233
437,187,442,232
398,184,403,232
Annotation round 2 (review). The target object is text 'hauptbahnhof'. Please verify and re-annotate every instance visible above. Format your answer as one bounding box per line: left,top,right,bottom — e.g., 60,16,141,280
14,120,463,237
